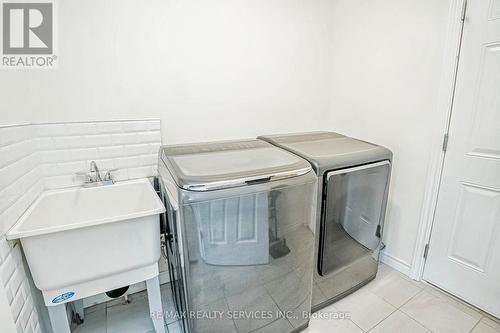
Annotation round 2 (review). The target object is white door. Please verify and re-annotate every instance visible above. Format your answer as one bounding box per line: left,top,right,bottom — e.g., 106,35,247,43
423,0,500,318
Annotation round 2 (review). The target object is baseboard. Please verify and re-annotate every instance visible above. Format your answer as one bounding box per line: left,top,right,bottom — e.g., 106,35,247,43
380,251,411,277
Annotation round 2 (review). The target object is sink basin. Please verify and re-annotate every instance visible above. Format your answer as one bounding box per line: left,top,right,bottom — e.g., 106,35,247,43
7,179,165,306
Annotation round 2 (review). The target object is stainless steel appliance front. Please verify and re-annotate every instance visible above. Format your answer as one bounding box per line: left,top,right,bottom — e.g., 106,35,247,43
315,160,391,310
159,140,317,333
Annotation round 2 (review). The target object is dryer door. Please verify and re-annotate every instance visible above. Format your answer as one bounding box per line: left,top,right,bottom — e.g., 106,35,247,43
319,161,391,276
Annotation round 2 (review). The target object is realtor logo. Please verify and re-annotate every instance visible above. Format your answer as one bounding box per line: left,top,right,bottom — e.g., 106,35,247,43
1,1,57,68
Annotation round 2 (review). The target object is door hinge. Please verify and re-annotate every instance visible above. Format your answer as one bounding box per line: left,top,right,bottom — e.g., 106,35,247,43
423,244,430,259
460,0,467,22
442,133,449,152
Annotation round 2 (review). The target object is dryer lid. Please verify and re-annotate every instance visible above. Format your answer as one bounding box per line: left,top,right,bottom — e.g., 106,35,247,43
258,131,393,176
160,139,311,191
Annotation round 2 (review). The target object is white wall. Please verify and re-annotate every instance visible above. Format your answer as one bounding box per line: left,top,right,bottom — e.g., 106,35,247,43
0,0,334,143
0,0,456,276
326,0,452,271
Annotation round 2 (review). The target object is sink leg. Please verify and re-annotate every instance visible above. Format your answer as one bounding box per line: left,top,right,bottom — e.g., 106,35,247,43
146,275,166,333
74,299,85,322
48,304,71,333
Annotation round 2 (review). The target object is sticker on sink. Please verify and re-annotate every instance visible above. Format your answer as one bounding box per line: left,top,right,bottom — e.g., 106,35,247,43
52,292,75,304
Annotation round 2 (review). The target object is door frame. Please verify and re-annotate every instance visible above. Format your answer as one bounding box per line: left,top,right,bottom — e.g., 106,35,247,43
409,0,468,280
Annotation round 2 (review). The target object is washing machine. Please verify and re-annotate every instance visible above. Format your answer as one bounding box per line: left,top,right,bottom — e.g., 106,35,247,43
258,132,392,312
158,139,317,333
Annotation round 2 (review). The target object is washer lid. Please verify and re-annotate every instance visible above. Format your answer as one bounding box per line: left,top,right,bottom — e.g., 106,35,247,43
161,139,312,191
258,131,392,176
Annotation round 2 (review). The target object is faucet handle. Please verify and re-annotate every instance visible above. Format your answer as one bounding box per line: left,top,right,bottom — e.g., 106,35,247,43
103,169,118,182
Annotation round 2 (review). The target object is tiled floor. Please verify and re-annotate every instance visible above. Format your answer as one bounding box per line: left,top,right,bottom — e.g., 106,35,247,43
73,264,500,333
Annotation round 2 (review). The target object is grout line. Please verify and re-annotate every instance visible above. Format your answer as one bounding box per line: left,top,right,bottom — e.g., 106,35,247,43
481,316,500,331
423,283,485,319
350,318,367,332
469,320,481,333
398,287,424,310
365,301,398,333
393,287,438,332
405,310,435,333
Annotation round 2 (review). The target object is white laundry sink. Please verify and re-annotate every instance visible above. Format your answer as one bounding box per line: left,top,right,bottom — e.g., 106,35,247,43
7,179,166,306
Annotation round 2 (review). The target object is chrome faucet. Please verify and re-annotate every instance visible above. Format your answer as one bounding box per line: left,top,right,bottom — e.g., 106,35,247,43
75,161,116,187
89,161,102,182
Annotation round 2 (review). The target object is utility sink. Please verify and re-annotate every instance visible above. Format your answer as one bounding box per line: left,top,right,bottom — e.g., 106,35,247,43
7,179,166,307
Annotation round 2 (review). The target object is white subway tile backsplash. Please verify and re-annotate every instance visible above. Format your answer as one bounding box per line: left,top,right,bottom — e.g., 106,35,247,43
10,270,23,297
71,147,100,161
151,164,158,175
95,121,123,134
54,161,87,175
1,208,20,237
137,131,161,143
121,120,150,132
8,141,34,164
84,134,112,147
98,145,124,158
0,126,29,146
125,144,150,156
1,119,161,233
53,135,86,149
20,297,34,328
65,122,98,136
0,146,9,169
40,150,73,163
111,132,138,145
10,288,24,320
0,238,10,262
30,311,39,330
44,174,81,189
128,166,153,179
147,120,161,131
90,159,115,171
141,154,158,166
19,169,41,193
114,156,140,169
6,284,14,304
34,137,53,150
111,168,129,182
34,123,68,137
1,254,15,286
0,185,21,215
0,119,161,332
0,167,15,190
150,142,161,154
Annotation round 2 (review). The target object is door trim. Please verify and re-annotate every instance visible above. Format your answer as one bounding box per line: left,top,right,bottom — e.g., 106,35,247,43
409,0,468,280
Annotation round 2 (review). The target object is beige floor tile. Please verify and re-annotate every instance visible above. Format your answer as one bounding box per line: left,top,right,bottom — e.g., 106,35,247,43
334,289,396,331
106,295,154,333
401,289,480,333
83,302,107,315
424,285,482,320
369,310,429,333
472,322,500,333
368,270,422,308
306,306,363,333
481,316,500,331
74,306,106,333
